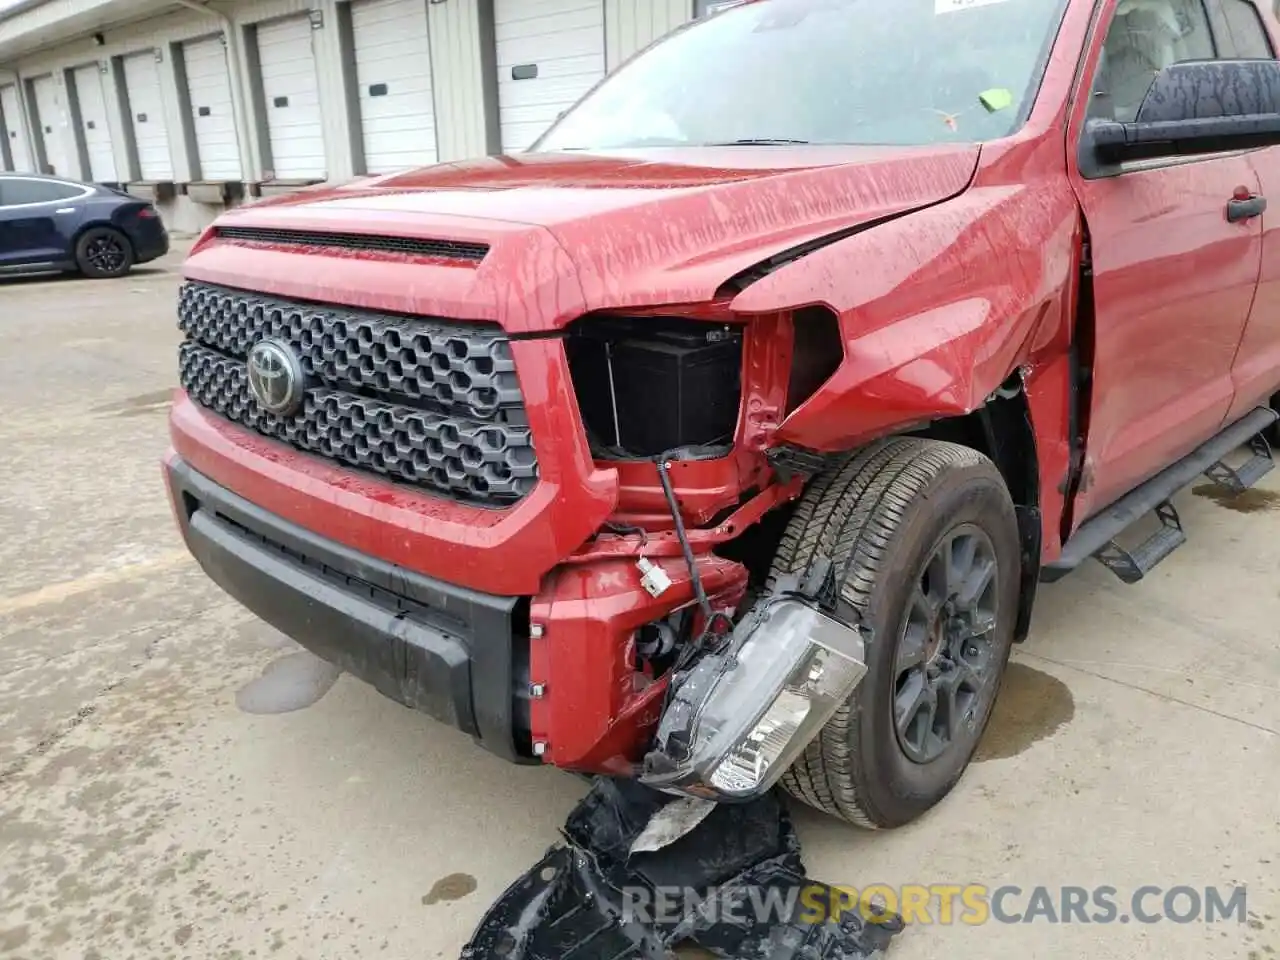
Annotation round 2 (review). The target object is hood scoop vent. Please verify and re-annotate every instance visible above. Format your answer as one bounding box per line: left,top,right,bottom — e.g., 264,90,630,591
213,226,490,263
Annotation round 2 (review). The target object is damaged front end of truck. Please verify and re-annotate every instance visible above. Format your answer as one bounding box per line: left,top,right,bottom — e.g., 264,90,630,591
524,295,886,788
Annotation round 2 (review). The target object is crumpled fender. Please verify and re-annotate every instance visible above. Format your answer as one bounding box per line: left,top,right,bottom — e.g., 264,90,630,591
730,180,1083,453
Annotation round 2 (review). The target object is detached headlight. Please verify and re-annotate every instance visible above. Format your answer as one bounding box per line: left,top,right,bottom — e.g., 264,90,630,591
641,597,868,801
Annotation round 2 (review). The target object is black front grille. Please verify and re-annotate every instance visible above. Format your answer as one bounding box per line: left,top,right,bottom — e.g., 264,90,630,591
177,282,537,505
214,226,490,262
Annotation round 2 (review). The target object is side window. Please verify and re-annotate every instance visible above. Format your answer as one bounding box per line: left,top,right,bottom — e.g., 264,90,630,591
0,179,80,204
1088,0,1216,122
1207,0,1276,57
46,182,82,201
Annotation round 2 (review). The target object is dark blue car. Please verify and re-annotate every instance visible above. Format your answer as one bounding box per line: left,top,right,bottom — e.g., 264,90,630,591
0,173,170,279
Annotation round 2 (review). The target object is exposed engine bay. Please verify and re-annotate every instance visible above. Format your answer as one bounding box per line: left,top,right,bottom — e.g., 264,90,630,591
566,315,745,460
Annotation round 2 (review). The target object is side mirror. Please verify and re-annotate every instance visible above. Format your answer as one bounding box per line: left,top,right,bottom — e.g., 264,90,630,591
1088,59,1280,167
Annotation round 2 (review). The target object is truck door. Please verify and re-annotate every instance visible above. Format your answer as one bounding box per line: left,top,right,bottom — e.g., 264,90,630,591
1224,0,1280,421
1065,0,1263,526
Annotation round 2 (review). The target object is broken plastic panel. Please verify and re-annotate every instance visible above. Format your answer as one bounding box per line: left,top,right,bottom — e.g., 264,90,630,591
643,597,867,801
458,777,905,960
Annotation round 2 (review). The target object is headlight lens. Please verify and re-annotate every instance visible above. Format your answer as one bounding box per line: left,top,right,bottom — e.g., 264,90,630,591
642,598,868,801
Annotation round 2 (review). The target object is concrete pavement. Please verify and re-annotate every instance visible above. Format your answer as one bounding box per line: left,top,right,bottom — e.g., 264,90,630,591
0,264,1277,960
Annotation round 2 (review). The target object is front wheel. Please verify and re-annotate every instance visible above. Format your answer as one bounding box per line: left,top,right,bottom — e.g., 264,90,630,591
772,438,1021,828
75,227,134,279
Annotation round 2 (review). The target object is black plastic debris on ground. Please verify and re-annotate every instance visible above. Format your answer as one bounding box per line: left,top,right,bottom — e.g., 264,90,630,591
460,778,905,960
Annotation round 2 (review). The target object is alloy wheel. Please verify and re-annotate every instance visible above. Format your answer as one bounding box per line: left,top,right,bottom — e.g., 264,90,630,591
86,235,126,274
893,525,1000,764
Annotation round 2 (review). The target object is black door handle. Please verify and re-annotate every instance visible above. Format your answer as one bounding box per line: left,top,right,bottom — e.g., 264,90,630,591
1227,195,1267,222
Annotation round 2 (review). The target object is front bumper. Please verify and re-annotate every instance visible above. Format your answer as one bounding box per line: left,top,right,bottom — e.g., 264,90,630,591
168,386,617,597
166,455,532,761
165,449,752,774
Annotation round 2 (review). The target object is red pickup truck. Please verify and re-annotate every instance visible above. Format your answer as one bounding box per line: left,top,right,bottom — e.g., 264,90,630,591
165,0,1280,829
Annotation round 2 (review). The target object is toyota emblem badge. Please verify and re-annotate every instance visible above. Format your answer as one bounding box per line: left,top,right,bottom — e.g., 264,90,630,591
246,339,306,417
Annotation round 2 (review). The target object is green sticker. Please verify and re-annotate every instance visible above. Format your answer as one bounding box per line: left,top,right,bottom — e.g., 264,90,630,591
980,88,1014,112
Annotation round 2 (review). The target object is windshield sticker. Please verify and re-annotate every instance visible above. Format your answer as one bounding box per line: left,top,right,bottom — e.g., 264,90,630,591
936,0,1014,13
979,88,1015,111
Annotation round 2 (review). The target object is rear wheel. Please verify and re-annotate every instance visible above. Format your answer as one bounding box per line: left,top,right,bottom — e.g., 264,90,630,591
75,227,134,279
771,438,1021,828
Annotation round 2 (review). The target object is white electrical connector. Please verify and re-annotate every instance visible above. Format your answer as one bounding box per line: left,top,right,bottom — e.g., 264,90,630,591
637,557,672,598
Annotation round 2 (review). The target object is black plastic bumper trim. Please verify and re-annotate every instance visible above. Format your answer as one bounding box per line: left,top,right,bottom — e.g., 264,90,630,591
167,457,529,761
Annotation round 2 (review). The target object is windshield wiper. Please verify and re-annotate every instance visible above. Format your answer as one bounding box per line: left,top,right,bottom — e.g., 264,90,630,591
707,138,812,145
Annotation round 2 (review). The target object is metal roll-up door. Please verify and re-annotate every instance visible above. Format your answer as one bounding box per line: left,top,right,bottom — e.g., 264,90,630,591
72,64,118,182
123,51,174,180
494,0,605,153
1,84,32,172
183,35,242,179
256,16,325,179
31,75,71,177
351,0,437,173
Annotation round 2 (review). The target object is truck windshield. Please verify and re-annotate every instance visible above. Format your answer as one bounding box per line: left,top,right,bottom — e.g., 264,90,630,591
535,0,1071,151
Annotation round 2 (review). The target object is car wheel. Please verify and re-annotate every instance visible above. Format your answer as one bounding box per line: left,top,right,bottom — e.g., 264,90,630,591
770,437,1021,829
75,227,135,279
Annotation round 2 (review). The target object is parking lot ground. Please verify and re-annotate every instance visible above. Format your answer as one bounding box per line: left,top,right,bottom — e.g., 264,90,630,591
1,266,1279,960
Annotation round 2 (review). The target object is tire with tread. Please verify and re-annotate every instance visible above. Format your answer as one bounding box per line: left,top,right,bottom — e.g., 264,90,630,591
75,226,134,279
770,437,1021,829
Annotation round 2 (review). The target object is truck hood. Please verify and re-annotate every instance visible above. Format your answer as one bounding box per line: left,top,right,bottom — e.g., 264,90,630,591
194,146,980,330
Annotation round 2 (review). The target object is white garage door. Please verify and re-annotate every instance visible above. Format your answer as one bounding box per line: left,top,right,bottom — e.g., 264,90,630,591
72,64,118,182
31,75,71,177
494,0,605,153
256,16,325,179
1,84,32,172
123,51,174,180
183,36,242,180
351,0,437,173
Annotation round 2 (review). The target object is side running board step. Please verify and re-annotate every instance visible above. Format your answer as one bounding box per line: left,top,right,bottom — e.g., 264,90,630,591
1042,406,1279,584
1093,500,1185,584
1203,432,1275,494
